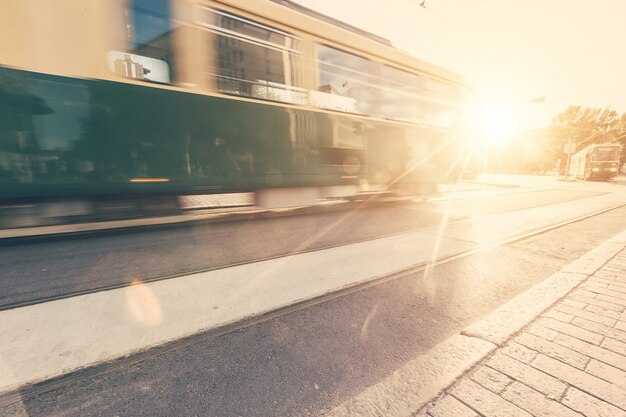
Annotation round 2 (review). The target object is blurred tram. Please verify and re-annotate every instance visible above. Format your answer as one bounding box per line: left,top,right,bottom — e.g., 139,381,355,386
568,144,621,181
0,0,471,228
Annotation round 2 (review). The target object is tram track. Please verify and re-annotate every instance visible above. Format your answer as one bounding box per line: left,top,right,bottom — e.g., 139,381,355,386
0,190,613,312
1,201,624,407
0,185,576,243
0,208,456,312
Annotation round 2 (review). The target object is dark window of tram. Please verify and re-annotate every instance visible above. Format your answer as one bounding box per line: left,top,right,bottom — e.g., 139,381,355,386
198,8,305,104
124,0,177,84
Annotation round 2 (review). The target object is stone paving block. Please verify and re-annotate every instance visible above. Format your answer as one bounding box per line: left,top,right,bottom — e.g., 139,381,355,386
595,270,624,279
555,333,626,371
603,266,625,273
501,381,583,417
589,276,626,289
470,366,512,394
427,394,478,417
607,284,626,293
531,354,626,410
561,299,586,310
582,282,608,289
571,294,624,311
597,276,626,286
450,379,532,417
500,342,537,364
601,337,626,356
515,332,589,370
581,284,626,299
596,293,626,308
543,309,574,323
562,387,626,417
595,268,626,277
554,303,617,327
583,304,623,320
617,321,626,331
486,352,567,398
526,323,558,341
585,359,626,388
572,289,599,299
571,317,626,343
537,317,603,345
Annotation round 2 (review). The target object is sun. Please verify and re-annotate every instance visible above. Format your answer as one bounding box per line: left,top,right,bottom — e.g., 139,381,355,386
480,103,515,147
463,97,518,148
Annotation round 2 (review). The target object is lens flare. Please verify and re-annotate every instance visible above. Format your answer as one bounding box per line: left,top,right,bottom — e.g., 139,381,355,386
125,279,163,327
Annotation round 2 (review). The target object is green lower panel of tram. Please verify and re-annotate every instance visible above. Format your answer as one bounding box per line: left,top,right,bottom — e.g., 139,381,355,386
0,67,450,202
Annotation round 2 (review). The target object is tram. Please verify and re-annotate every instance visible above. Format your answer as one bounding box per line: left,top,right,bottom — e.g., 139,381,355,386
568,143,621,181
0,0,471,226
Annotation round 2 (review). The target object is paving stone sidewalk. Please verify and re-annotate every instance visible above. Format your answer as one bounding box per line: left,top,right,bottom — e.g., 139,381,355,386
417,248,626,417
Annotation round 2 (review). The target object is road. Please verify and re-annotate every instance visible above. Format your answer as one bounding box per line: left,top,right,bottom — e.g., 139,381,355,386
2,174,626,417
0,188,605,308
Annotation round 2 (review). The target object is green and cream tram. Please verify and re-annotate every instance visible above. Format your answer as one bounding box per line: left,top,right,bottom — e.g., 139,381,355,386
0,0,470,225
569,143,621,181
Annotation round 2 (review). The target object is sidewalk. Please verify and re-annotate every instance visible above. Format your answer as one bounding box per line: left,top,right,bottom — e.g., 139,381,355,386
327,229,626,417
418,248,626,417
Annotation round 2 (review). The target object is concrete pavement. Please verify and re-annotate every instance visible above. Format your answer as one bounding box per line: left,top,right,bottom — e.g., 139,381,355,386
327,229,626,417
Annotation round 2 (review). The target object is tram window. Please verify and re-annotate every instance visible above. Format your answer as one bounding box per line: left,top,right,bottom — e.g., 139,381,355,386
423,78,460,101
592,147,619,161
194,7,306,104
377,65,422,122
418,100,461,129
314,45,378,115
212,35,306,104
112,0,177,84
198,7,303,52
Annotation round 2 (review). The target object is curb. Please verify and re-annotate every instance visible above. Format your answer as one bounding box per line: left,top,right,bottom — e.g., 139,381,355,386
325,228,626,417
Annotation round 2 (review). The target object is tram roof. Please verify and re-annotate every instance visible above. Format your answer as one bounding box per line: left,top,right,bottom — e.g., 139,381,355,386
215,0,471,89
268,0,393,47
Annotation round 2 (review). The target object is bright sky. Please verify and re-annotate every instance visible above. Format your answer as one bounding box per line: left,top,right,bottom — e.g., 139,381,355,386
293,0,626,132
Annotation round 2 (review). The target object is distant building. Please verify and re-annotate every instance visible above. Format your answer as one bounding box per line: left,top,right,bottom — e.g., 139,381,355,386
490,127,554,174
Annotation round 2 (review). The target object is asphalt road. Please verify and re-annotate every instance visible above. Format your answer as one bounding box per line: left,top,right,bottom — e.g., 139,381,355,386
0,188,603,308
3,189,626,417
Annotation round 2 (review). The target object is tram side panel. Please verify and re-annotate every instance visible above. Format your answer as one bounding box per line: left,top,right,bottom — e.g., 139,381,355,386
0,67,369,191
0,65,443,200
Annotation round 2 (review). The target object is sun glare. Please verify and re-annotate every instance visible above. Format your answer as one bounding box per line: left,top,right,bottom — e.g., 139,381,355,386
463,98,517,148
480,104,514,147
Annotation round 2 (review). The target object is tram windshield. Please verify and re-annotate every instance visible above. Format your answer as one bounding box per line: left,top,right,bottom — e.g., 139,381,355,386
591,146,620,162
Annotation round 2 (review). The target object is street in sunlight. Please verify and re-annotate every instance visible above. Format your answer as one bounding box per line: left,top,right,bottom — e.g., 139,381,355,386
1,1,626,417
